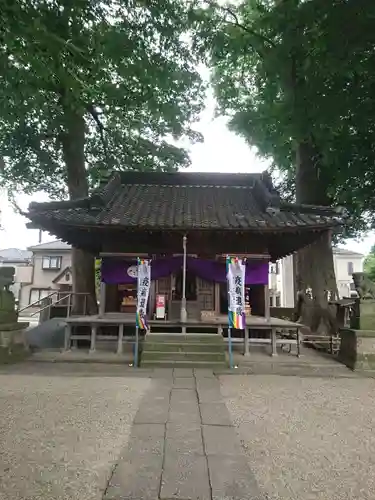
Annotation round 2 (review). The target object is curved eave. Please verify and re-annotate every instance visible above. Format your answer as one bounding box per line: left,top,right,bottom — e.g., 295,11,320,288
25,215,339,261
26,212,343,234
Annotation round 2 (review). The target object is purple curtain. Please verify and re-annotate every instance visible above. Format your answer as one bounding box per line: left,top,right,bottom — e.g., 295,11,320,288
186,258,268,285
101,256,269,285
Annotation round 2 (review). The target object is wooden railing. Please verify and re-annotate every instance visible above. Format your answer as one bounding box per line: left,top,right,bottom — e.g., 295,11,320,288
301,332,341,355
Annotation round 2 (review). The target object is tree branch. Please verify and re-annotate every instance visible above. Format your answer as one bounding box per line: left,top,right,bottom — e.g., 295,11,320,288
204,0,275,49
6,190,27,217
87,104,110,165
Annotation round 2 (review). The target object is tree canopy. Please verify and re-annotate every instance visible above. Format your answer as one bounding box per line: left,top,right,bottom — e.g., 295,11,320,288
0,0,205,198
0,0,206,313
206,0,375,236
194,0,375,328
364,245,375,283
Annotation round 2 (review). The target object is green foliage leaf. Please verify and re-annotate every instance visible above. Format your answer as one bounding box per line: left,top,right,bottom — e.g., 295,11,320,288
0,0,206,198
208,0,375,236
364,245,375,283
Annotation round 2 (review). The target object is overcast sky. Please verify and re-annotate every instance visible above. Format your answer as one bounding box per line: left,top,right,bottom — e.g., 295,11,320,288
0,92,373,255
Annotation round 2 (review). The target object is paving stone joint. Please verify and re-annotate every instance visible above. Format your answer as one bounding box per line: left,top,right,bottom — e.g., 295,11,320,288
104,368,264,500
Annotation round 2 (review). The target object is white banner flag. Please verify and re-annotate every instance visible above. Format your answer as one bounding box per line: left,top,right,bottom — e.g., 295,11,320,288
226,256,246,329
136,258,151,330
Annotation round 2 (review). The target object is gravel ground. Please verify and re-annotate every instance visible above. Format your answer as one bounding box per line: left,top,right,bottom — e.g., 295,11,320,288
220,375,375,500
0,374,150,500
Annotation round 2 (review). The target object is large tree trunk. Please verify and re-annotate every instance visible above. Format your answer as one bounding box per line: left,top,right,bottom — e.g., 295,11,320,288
294,140,338,334
274,0,338,334
61,106,98,315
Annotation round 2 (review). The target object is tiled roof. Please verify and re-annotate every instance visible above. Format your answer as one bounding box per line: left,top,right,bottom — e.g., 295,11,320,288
333,247,364,257
28,240,72,251
27,172,346,232
0,248,32,262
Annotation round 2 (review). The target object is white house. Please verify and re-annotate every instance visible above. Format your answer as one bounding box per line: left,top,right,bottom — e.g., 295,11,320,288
269,257,295,307
0,248,33,303
333,248,365,298
271,248,364,307
17,240,72,315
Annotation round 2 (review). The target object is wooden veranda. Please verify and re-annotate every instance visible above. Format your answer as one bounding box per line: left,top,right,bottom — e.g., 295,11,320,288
63,313,302,358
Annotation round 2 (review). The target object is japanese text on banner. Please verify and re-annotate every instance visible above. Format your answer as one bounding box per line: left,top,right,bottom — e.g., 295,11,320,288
136,259,151,330
226,256,246,330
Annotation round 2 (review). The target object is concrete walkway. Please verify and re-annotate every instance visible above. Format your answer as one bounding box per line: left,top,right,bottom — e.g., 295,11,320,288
104,368,264,500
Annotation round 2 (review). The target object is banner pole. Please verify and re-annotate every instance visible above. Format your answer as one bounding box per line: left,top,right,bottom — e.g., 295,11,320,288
226,255,246,370
135,257,151,368
134,326,139,367
135,257,140,369
226,255,233,369
228,327,233,369
180,235,188,324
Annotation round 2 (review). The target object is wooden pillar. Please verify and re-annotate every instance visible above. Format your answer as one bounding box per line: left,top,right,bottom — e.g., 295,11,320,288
297,328,301,357
169,274,174,320
271,327,277,356
180,235,188,325
64,323,71,351
90,325,97,352
215,282,220,315
244,327,249,356
264,285,270,319
117,323,124,354
99,282,106,317
149,280,156,319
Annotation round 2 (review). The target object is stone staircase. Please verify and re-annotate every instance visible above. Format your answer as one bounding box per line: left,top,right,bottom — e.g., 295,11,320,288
141,333,227,368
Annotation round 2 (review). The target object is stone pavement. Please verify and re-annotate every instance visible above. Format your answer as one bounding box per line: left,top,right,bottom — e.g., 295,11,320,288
104,368,264,500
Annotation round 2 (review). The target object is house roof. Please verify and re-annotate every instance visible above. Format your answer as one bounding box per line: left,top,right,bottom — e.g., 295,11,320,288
52,266,72,284
28,240,71,251
27,172,346,231
0,248,32,262
333,247,364,257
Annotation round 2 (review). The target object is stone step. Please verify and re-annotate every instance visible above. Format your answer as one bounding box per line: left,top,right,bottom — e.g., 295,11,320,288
30,351,133,364
141,359,227,368
141,333,226,367
241,359,350,369
218,362,358,377
146,334,224,343
144,341,225,353
142,351,226,362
